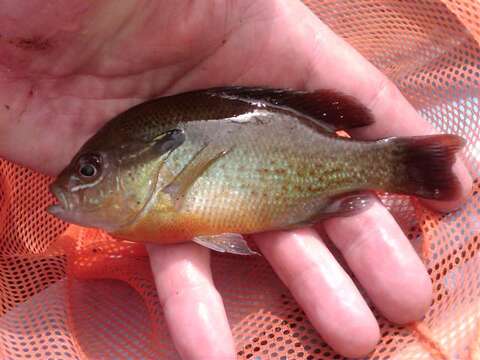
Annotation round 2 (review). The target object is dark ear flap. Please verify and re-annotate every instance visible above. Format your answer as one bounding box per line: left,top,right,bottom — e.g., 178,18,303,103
151,129,186,155
205,86,375,132
117,129,186,165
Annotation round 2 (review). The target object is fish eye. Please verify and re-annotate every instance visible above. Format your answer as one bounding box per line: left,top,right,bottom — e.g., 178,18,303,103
79,163,97,177
76,153,102,180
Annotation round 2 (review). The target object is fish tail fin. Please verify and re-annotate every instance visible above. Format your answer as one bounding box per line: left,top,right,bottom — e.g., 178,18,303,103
389,134,465,201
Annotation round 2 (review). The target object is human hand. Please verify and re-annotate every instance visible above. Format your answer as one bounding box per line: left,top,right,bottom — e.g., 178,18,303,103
0,0,472,358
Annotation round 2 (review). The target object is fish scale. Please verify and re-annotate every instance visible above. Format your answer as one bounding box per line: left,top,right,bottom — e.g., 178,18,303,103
48,87,465,255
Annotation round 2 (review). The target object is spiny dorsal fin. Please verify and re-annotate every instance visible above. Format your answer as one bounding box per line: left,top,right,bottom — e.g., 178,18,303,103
205,86,375,131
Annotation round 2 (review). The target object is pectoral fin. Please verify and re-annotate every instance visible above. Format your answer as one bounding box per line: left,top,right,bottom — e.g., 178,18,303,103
193,233,259,256
163,143,232,210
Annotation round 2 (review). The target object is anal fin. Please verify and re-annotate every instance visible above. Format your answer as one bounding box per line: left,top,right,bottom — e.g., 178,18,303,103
321,192,375,218
193,233,259,256
290,192,376,228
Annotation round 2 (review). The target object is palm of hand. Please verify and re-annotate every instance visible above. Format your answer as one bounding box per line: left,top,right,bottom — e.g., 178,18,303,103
1,1,319,175
0,1,471,359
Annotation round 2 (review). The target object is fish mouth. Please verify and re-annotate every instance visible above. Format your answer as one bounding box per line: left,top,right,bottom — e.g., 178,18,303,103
46,187,84,226
46,184,117,232
47,185,70,216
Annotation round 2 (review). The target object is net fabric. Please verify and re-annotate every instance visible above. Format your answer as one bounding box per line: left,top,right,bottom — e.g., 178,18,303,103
0,0,479,358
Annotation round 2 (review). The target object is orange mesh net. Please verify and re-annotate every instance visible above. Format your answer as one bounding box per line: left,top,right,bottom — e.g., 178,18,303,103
1,0,480,359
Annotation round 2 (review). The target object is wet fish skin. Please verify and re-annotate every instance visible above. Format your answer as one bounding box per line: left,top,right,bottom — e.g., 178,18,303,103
47,87,464,254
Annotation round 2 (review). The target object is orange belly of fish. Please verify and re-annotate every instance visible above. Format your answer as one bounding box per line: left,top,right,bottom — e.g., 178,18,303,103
111,207,267,244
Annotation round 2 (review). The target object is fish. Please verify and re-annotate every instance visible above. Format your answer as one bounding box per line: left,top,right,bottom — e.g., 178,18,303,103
47,86,466,255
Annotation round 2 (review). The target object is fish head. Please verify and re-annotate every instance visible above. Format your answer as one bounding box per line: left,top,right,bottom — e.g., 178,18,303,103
47,148,131,231
47,130,183,232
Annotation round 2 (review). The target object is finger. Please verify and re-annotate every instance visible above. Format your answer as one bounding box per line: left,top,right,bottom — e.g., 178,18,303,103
322,199,432,324
289,0,472,211
147,243,235,360
254,228,380,358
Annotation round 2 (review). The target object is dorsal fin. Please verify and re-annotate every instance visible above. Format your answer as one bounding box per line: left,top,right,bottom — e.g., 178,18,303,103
204,86,375,132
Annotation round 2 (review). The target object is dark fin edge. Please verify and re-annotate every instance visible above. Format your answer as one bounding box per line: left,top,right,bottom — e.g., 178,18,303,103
394,134,466,201
205,86,375,131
